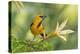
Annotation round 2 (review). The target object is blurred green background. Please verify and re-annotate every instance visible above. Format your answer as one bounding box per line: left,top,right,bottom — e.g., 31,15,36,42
9,1,78,53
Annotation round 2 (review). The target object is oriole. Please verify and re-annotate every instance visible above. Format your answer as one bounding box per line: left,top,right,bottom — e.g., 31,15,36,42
30,15,47,39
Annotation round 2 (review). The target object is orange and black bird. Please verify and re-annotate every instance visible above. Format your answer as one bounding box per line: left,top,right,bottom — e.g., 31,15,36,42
30,15,47,39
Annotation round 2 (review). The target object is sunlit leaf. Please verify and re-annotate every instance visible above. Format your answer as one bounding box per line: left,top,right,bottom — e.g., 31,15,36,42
58,18,68,31
60,30,74,35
